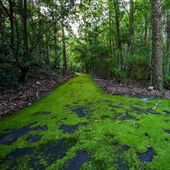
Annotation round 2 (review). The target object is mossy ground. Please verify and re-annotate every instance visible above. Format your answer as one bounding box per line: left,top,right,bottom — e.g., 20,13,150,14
0,74,170,170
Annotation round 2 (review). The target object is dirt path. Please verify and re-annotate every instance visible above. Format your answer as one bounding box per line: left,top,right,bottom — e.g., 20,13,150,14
0,75,170,169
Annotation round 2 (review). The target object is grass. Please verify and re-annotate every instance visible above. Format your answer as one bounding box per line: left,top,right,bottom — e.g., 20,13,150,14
0,74,170,170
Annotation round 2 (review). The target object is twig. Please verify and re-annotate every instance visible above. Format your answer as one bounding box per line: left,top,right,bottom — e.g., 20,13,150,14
152,100,161,110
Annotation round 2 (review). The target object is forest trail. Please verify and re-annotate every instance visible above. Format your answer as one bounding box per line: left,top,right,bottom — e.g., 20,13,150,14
0,75,170,169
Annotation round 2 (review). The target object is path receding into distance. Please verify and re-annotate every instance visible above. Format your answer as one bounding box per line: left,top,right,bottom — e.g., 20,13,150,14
0,74,170,170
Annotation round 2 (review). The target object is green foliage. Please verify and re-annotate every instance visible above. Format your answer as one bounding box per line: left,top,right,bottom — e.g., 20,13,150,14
164,74,170,89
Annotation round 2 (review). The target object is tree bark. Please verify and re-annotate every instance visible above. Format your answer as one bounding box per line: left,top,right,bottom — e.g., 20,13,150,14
23,0,29,59
9,0,14,49
151,0,163,90
0,12,5,48
129,0,134,53
144,12,148,47
54,29,59,67
113,0,123,71
52,12,59,68
108,0,113,55
167,9,170,74
19,0,29,82
61,18,67,74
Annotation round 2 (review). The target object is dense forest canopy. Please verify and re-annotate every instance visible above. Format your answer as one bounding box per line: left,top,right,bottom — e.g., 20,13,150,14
0,0,170,90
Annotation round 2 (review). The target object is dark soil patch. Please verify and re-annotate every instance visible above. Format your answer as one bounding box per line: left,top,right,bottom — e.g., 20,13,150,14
144,133,150,138
71,106,94,118
138,147,155,163
120,112,138,121
101,115,111,119
131,106,148,114
0,147,33,169
64,104,71,108
51,116,57,119
112,141,119,146
31,125,48,131
63,152,90,170
27,134,41,143
165,138,169,141
38,138,76,165
116,156,129,170
0,138,76,169
121,145,130,151
34,112,51,115
108,104,119,109
163,110,170,115
60,124,79,133
0,123,47,145
60,123,88,133
131,106,160,115
164,129,170,134
73,102,79,105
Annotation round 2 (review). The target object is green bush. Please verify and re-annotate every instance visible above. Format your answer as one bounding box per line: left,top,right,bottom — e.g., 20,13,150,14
164,74,170,89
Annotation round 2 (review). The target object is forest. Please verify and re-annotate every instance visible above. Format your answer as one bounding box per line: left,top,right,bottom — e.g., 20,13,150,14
1,0,170,170
0,0,170,90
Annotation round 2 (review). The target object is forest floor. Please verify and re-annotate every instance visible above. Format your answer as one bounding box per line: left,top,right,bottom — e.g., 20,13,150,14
0,74,170,169
94,77,170,99
0,72,75,116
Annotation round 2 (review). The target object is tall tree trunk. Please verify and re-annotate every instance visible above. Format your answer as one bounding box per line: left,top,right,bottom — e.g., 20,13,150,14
167,9,170,74
129,0,134,53
46,35,50,65
23,0,29,59
151,0,163,90
54,29,59,67
108,0,113,55
19,0,29,82
52,12,59,67
9,0,14,49
0,12,5,48
144,12,148,47
114,0,123,71
0,0,14,49
61,18,67,74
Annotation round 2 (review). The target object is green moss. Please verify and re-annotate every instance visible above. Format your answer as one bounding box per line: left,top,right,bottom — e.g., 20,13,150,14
0,74,170,169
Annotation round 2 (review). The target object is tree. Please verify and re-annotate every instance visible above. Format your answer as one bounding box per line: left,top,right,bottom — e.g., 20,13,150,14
151,0,163,90
129,0,134,53
61,17,67,74
167,9,170,74
113,0,123,71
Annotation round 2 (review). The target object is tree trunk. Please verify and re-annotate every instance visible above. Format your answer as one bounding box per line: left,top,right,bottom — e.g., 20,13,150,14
151,0,163,90
0,12,5,48
19,0,29,82
46,36,50,65
167,9,170,74
108,0,113,55
23,0,29,59
144,13,148,47
54,30,59,67
52,12,59,68
129,0,134,53
9,0,14,49
114,0,123,71
61,18,67,74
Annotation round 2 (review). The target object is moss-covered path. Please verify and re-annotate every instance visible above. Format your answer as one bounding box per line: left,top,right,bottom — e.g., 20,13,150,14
1,75,170,170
